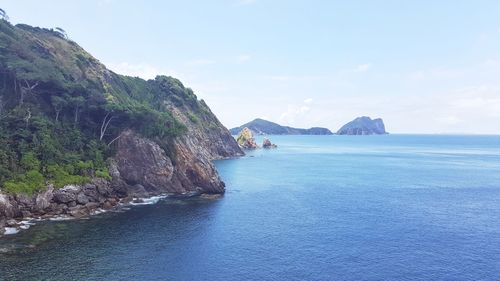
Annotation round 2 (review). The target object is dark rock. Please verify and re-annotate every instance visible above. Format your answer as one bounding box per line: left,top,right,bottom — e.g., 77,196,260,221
76,193,89,205
5,219,17,227
21,210,32,217
53,186,79,204
262,138,277,149
82,184,100,202
85,202,100,212
107,198,118,206
68,206,89,218
15,194,34,207
35,186,54,212
102,201,113,210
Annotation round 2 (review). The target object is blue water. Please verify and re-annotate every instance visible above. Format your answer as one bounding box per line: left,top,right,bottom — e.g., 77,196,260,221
1,135,500,280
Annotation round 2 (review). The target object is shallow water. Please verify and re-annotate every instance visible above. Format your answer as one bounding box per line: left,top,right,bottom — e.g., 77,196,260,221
1,135,500,280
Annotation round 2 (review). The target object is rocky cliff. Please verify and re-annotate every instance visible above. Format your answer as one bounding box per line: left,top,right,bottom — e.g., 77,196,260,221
0,20,243,234
336,116,387,135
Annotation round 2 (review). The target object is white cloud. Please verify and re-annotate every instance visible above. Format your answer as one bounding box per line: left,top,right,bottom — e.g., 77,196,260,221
237,54,251,63
355,63,371,72
105,62,178,80
279,99,314,125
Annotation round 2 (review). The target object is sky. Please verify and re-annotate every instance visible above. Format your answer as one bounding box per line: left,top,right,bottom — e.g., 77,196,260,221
2,0,500,134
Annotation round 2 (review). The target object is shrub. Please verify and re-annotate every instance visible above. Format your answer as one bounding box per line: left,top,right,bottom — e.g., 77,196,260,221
4,170,45,194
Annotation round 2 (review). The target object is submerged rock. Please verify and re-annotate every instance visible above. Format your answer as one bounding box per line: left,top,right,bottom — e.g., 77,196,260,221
236,127,259,149
262,138,277,149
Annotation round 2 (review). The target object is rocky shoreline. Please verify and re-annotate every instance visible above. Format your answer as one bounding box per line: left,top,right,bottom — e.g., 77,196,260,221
1,128,243,237
0,183,214,236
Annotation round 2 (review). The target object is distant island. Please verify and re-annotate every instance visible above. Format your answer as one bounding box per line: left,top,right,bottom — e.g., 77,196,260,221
336,116,387,135
230,118,333,135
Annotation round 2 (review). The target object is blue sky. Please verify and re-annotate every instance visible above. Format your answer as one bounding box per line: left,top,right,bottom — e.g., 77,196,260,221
2,0,500,133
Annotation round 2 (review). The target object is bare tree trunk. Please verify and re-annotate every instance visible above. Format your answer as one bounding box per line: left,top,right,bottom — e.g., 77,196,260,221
74,108,79,125
107,132,123,147
55,110,60,122
100,112,115,140
19,80,39,105
24,108,31,128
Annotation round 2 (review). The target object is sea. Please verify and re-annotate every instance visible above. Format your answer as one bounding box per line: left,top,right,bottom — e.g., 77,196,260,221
1,134,500,281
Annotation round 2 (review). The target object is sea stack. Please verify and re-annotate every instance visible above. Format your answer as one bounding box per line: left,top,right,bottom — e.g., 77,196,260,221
336,116,387,135
262,138,277,149
236,128,259,149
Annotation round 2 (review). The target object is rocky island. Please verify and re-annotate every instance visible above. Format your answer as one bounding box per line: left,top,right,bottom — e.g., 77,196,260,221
336,116,387,135
230,118,332,135
235,127,277,149
0,20,243,235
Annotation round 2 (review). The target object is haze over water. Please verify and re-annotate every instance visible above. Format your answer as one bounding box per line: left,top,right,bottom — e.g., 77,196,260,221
1,135,500,280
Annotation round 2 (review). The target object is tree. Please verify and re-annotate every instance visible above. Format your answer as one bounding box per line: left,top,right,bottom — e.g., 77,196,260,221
99,112,115,140
19,79,39,105
0,8,9,21
51,95,67,121
70,96,85,125
54,27,68,39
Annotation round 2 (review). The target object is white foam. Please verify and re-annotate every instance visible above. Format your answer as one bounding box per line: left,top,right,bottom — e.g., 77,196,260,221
129,195,167,206
49,215,71,221
20,220,35,226
4,227,19,235
91,208,106,215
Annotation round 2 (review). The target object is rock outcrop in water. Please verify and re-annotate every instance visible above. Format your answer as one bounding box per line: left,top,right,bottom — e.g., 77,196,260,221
236,127,259,149
336,116,387,135
0,20,243,235
262,138,277,149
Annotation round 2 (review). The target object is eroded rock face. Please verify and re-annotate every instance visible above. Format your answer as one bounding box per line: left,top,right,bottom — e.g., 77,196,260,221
236,127,259,149
112,130,224,194
113,130,177,192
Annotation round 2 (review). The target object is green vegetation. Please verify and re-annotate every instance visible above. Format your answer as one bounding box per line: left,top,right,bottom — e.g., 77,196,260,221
0,17,209,194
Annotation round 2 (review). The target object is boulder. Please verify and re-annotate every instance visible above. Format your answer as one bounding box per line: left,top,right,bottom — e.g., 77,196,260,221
76,192,89,205
34,186,54,212
53,185,80,204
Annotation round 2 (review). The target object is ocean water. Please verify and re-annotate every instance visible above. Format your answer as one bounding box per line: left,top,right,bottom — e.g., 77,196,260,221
1,135,500,280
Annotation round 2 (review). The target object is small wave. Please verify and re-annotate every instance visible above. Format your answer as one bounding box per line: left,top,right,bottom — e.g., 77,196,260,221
91,208,106,215
49,215,72,221
4,227,19,235
129,195,167,206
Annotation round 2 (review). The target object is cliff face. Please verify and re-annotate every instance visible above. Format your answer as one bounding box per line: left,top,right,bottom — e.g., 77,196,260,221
0,20,242,230
336,116,387,135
